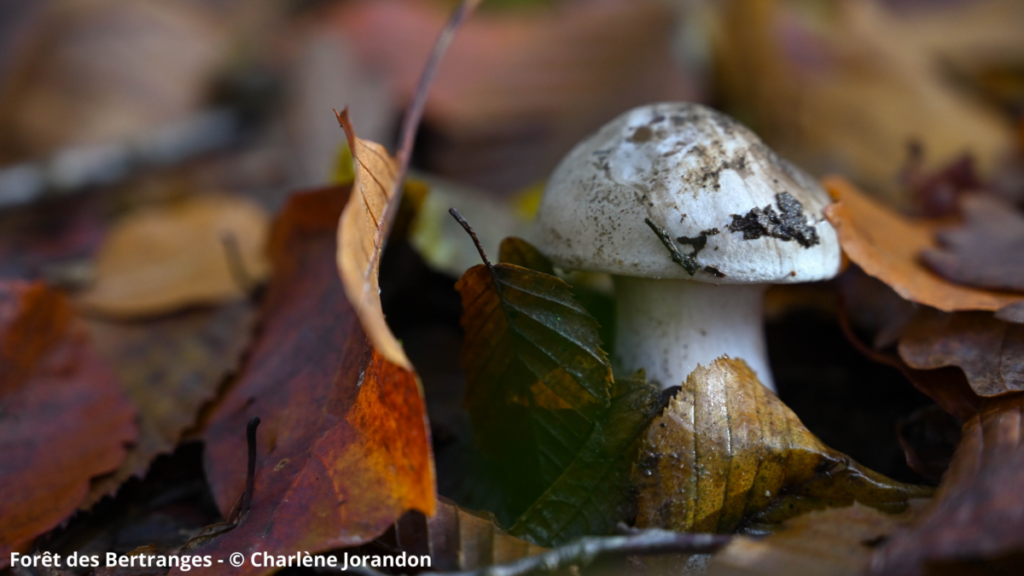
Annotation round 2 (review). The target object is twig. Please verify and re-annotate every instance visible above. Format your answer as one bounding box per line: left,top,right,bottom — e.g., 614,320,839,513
220,231,253,292
449,208,491,267
644,218,698,275
337,529,732,576
240,417,261,518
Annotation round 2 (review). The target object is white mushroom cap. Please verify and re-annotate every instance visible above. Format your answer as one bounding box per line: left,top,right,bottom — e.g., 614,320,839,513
530,102,840,284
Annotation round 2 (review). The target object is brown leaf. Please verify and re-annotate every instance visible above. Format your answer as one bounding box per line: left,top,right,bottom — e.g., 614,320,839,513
920,194,1024,293
871,394,1024,575
187,187,434,576
707,503,923,576
335,110,410,369
77,195,270,319
380,497,547,572
0,281,137,564
633,358,929,535
837,267,982,421
896,405,962,486
899,308,1024,397
824,176,1023,312
80,302,257,508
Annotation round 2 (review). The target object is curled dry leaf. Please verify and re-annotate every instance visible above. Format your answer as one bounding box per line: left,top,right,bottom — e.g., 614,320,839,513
335,109,410,369
920,194,1024,293
899,308,1024,397
824,176,1023,312
81,302,257,508
0,281,136,564
707,503,923,576
632,358,929,535
77,194,270,319
871,394,1024,575
189,188,434,576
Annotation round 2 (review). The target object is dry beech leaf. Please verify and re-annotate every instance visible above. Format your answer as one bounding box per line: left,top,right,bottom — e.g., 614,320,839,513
899,308,1024,398
707,503,923,576
335,109,410,369
920,195,1024,293
188,188,434,576
824,176,1022,313
633,358,929,535
0,281,136,564
381,497,547,571
78,194,270,319
871,394,1024,575
81,302,256,508
837,267,981,421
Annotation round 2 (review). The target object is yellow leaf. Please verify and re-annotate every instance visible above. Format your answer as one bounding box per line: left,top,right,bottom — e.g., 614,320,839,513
78,194,269,318
633,357,930,534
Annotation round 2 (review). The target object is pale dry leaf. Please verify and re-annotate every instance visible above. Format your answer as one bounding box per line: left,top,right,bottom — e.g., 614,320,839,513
335,109,410,369
78,194,270,318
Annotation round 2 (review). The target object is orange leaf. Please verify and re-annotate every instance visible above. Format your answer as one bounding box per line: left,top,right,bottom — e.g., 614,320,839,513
189,188,434,576
0,282,136,564
823,176,1022,312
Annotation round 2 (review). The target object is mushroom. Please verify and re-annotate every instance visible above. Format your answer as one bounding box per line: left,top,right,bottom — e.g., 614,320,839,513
529,102,841,391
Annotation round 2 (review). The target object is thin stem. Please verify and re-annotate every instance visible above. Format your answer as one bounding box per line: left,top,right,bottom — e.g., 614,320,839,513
450,208,491,267
241,416,261,518
220,231,252,292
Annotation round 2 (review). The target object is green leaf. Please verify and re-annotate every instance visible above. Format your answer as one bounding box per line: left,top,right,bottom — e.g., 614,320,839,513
456,255,613,515
510,376,665,546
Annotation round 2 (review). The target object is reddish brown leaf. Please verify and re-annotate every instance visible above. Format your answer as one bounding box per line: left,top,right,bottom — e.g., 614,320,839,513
871,394,1024,574
920,194,1024,293
0,281,136,564
899,308,1024,397
188,187,434,576
825,176,1023,313
81,302,257,508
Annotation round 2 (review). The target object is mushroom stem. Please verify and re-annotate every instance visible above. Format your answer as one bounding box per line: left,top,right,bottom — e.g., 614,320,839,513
612,277,774,392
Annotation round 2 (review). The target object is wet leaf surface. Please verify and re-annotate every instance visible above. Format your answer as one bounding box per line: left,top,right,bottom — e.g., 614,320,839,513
456,246,613,516
632,358,930,535
871,393,1024,575
824,177,1023,313
920,194,1024,293
81,302,257,508
899,308,1024,397
0,281,137,564
509,376,664,547
188,187,434,576
708,503,924,576
77,195,270,319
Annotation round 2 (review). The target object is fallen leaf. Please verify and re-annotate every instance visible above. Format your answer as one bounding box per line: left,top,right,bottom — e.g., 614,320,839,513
824,176,1023,312
509,375,665,546
837,266,981,421
632,358,930,535
902,151,982,218
81,302,257,508
871,393,1024,575
335,110,410,369
455,236,612,515
896,405,962,486
499,237,555,276
920,194,1024,293
707,503,923,576
0,281,136,564
898,308,1024,397
188,187,434,576
378,497,547,572
77,194,270,319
